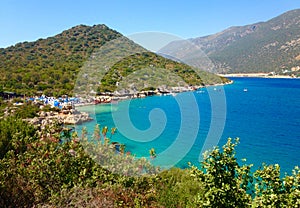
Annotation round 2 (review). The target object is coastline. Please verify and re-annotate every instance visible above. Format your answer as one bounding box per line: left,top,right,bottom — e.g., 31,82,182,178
74,80,234,109
218,73,298,79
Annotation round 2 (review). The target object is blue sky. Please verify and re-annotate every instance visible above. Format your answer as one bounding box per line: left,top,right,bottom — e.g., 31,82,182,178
0,0,300,48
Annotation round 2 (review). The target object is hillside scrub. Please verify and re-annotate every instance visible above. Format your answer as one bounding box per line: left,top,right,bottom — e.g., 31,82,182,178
0,118,299,207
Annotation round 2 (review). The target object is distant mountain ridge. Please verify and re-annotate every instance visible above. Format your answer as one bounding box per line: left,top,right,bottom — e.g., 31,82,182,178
190,22,261,56
162,9,300,75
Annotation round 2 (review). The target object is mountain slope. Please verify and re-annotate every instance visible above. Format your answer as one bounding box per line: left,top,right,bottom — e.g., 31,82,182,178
0,24,123,95
0,24,227,96
163,9,300,74
206,9,300,73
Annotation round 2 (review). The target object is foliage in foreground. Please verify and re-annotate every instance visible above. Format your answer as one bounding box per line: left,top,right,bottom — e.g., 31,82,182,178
0,116,36,159
190,138,300,207
0,118,299,207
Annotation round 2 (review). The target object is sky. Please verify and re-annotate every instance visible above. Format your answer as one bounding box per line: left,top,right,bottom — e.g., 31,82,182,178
0,0,300,48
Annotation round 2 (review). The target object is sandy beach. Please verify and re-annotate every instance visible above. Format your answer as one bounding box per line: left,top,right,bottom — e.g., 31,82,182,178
218,73,298,79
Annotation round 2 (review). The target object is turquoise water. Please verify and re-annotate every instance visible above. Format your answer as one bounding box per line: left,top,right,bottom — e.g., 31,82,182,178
76,77,300,174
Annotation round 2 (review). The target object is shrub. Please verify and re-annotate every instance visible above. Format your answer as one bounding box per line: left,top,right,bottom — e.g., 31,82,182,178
253,164,300,207
0,117,36,159
189,138,253,207
14,101,40,118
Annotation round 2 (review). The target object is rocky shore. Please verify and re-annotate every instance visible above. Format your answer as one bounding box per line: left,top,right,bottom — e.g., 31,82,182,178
74,81,234,107
25,108,92,127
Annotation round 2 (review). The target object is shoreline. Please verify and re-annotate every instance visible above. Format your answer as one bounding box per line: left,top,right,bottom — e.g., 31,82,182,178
74,80,234,108
218,73,298,79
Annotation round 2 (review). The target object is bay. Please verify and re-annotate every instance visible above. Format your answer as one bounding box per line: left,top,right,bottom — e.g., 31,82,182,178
76,77,300,174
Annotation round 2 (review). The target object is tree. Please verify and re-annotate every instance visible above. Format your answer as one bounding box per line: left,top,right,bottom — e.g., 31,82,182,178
189,138,252,207
253,164,300,207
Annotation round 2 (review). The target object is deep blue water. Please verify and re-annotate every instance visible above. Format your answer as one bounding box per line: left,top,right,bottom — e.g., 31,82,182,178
76,77,300,174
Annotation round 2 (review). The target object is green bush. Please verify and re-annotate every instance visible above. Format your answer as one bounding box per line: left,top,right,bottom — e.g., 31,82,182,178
189,138,252,207
253,164,300,207
154,168,202,207
14,101,40,119
0,117,36,159
0,122,158,207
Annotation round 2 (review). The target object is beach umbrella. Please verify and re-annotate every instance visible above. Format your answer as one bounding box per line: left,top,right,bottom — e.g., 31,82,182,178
53,100,60,107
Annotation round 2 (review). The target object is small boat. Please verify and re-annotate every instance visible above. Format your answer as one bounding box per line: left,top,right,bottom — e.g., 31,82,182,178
243,88,248,92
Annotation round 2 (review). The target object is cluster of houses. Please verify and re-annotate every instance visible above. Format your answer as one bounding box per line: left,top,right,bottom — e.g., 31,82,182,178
26,95,80,109
0,92,81,109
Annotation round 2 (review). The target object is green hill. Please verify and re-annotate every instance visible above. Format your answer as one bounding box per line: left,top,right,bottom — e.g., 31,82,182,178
0,24,228,96
0,24,123,96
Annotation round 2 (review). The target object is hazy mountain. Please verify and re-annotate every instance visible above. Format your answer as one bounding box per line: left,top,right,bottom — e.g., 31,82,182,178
160,9,300,74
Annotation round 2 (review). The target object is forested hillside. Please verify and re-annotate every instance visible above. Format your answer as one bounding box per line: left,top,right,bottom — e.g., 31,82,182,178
0,24,227,96
0,24,122,95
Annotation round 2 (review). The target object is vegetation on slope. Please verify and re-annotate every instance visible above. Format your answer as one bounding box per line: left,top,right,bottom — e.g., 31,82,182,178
0,24,228,97
0,24,122,96
99,51,228,92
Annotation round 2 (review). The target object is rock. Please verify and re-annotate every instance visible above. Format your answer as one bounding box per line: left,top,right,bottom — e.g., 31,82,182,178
38,111,47,117
63,116,77,125
24,109,92,127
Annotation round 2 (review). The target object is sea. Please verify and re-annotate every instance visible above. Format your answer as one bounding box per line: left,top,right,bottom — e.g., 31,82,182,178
75,77,300,175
